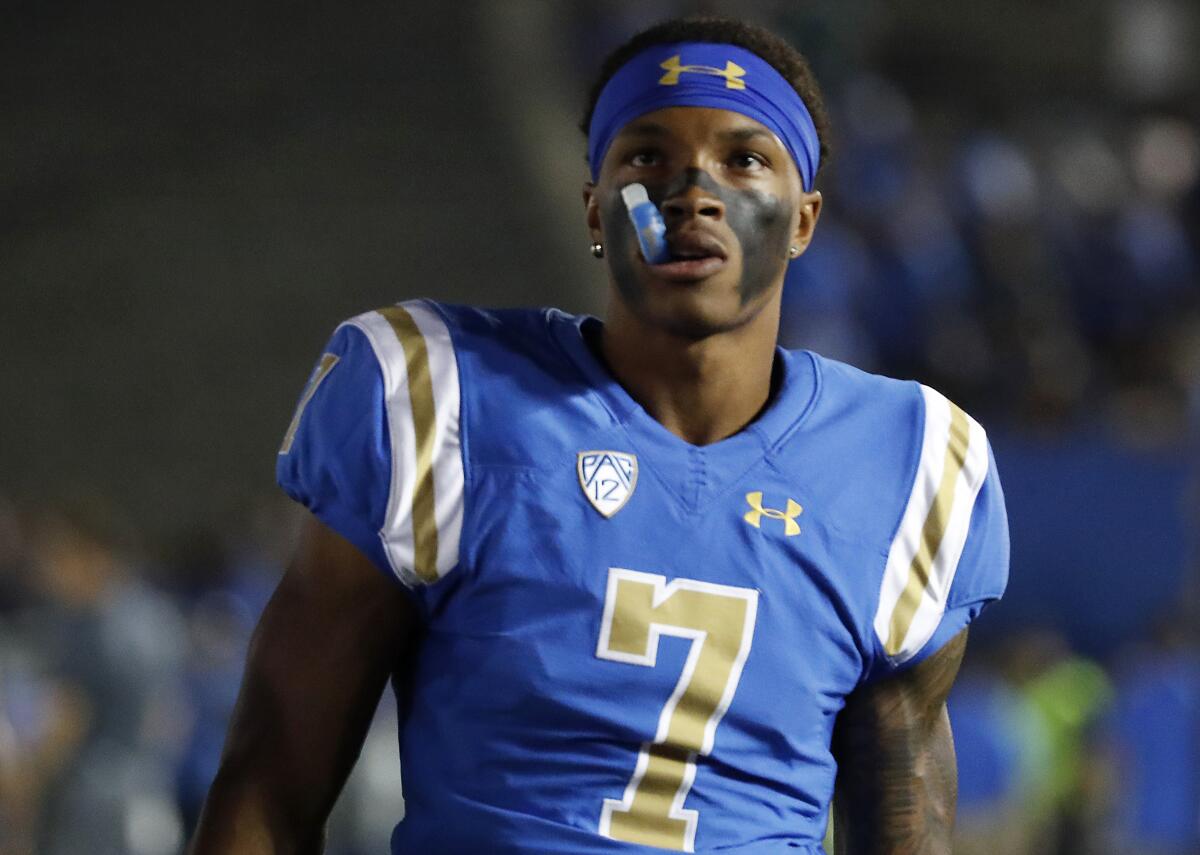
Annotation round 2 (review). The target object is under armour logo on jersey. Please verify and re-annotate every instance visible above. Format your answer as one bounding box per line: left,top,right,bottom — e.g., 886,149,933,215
659,54,747,89
743,491,802,536
578,451,638,518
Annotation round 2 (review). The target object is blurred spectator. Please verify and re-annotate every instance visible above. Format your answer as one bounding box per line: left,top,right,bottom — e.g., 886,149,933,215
1001,632,1114,855
165,520,277,834
1100,619,1200,855
17,496,188,855
950,663,1054,855
325,692,406,855
0,496,87,855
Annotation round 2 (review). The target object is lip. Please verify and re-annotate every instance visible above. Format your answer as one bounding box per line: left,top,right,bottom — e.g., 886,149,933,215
642,229,729,281
666,230,728,262
645,256,728,281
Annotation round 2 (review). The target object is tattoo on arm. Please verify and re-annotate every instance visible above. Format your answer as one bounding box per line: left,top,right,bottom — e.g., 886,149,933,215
832,629,968,855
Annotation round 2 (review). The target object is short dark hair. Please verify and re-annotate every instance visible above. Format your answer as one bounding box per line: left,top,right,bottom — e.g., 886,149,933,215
581,16,832,181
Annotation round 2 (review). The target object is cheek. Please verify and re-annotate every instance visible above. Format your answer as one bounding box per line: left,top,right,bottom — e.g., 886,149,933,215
599,190,645,301
599,192,630,248
600,191,641,264
725,189,792,254
726,189,793,303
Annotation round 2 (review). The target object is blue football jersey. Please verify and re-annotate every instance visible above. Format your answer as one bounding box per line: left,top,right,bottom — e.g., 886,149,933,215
277,300,1009,854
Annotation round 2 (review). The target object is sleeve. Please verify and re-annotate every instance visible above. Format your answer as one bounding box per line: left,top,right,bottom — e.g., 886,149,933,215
868,385,1010,676
275,300,465,589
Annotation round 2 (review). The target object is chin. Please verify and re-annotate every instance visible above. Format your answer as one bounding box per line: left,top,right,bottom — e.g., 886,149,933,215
628,284,762,341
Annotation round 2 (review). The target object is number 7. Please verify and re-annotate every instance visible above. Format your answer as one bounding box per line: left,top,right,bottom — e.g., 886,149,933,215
595,568,759,852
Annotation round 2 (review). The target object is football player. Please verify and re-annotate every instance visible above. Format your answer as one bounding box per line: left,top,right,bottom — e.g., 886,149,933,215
190,16,1008,854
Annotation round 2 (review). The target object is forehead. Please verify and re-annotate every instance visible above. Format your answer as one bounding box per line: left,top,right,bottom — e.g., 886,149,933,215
608,106,800,186
614,106,783,147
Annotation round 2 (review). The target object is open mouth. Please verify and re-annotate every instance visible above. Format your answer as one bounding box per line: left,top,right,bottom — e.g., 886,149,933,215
646,253,728,280
669,248,720,262
645,233,729,279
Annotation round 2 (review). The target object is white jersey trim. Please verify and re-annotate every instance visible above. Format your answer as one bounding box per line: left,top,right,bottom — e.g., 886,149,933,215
874,385,990,665
342,300,463,587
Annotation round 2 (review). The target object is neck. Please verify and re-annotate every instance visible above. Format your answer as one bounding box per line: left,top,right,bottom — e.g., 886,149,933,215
597,299,782,446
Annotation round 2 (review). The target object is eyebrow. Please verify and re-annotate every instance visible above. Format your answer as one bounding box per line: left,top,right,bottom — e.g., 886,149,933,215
616,121,669,138
718,127,776,144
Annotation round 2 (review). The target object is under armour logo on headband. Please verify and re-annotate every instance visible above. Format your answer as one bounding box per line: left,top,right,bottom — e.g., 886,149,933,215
658,54,746,90
588,42,821,189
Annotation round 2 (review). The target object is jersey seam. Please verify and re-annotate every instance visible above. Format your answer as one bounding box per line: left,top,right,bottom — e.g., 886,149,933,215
618,358,824,514
947,587,1006,610
540,310,697,509
422,298,473,580
543,309,627,428
336,318,419,589
944,457,1002,613
302,491,418,597
763,348,824,458
613,420,694,509
868,378,928,679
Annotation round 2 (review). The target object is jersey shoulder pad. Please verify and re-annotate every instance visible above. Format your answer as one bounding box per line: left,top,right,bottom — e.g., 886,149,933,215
276,299,465,588
870,384,1009,672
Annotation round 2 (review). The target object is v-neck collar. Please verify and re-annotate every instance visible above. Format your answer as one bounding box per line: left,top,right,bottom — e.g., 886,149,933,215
548,309,822,512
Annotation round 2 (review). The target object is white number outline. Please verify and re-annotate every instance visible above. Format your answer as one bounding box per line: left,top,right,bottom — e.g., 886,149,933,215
595,567,759,852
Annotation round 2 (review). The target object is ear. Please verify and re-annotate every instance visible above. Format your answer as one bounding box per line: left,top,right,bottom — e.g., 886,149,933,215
583,181,603,241
789,190,823,258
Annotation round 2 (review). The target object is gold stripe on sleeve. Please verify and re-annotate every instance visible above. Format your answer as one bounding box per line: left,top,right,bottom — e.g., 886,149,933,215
885,402,971,657
379,305,441,584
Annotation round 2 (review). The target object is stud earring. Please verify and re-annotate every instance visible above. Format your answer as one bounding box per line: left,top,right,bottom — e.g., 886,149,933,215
788,245,800,258
590,242,605,258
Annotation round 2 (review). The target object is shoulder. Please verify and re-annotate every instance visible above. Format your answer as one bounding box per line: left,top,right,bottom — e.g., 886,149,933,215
797,352,927,453
797,352,996,513
331,299,573,456
780,352,929,546
869,374,1008,674
806,350,926,437
275,300,577,589
336,299,552,371
794,353,1010,676
271,301,490,587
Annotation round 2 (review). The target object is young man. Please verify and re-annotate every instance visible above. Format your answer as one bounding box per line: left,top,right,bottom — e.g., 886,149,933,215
190,17,1008,855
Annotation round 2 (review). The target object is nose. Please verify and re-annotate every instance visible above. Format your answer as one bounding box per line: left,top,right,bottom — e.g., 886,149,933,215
661,171,725,224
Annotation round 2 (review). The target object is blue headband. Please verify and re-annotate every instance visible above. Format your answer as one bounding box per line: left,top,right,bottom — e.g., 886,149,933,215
587,42,821,191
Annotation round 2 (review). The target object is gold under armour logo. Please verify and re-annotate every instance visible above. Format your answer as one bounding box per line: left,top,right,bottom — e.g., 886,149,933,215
659,54,747,90
743,491,802,536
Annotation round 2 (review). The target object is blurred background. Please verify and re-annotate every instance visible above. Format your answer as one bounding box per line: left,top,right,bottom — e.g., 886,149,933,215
2,0,1197,852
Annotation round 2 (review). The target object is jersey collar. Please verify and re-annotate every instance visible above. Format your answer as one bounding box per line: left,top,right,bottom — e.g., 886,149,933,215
548,309,821,457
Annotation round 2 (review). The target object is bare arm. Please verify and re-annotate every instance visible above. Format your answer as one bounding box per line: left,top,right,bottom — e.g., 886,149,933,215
831,629,968,855
188,513,421,854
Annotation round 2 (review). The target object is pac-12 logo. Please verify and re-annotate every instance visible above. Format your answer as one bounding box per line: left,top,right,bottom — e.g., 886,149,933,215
578,451,638,518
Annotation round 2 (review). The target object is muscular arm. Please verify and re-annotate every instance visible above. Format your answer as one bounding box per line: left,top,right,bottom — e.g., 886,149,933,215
830,629,968,855
188,514,422,854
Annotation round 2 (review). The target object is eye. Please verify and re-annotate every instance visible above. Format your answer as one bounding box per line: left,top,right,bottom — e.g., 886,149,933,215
730,151,769,172
629,149,663,168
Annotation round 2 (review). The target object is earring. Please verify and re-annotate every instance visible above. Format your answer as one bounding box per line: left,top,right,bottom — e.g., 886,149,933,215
788,245,800,258
590,242,605,258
